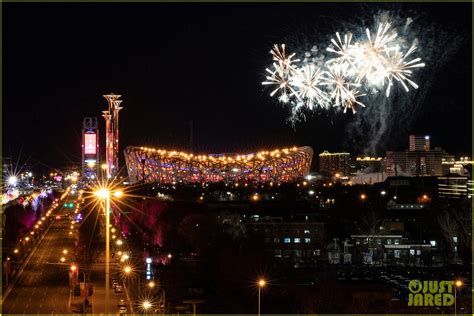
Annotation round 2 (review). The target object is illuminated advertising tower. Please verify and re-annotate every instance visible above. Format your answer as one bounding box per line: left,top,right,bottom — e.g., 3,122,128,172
82,117,99,180
102,93,123,178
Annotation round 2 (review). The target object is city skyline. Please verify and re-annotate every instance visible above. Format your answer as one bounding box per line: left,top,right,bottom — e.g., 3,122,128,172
2,4,472,313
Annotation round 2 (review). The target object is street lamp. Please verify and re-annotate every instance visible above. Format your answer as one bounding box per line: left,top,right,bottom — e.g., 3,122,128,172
454,279,463,316
71,265,87,313
257,278,266,316
94,187,123,315
13,249,20,263
142,300,152,314
123,265,132,275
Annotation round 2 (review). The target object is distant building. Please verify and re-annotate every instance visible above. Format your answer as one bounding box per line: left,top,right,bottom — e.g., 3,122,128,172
319,151,350,176
441,155,472,176
246,214,325,262
350,156,387,184
438,174,473,199
386,136,451,177
409,135,430,151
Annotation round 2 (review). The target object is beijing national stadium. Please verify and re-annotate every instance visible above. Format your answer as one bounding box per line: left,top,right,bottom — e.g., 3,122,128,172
124,146,313,185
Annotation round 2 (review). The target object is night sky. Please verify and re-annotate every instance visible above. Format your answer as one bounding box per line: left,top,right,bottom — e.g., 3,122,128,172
4,3,472,171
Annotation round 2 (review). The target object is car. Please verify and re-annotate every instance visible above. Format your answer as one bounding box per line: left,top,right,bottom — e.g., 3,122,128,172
119,306,127,314
118,299,126,307
114,285,123,293
55,215,61,220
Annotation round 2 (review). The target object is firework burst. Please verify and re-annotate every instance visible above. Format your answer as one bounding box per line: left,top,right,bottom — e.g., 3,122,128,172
291,64,329,109
262,44,300,103
321,65,365,113
385,44,426,96
262,17,425,117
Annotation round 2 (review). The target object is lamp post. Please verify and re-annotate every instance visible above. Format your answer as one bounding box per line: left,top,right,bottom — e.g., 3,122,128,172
95,188,122,315
454,279,463,316
257,278,266,316
71,265,87,313
142,300,152,314
13,249,20,264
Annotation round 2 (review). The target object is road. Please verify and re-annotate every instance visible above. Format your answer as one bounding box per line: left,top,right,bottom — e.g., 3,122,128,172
2,195,78,314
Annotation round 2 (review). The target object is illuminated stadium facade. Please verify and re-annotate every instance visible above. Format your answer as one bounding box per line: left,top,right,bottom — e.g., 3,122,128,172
124,146,313,185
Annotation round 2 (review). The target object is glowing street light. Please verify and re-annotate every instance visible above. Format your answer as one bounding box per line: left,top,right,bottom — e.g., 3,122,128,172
123,265,132,275
454,279,463,316
113,190,123,198
94,186,123,315
60,257,66,263
142,300,152,312
8,176,18,187
116,239,123,246
148,280,155,288
63,249,68,255
257,278,267,316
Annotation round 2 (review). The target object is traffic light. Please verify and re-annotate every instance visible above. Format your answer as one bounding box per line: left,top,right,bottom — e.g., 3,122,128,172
63,203,75,208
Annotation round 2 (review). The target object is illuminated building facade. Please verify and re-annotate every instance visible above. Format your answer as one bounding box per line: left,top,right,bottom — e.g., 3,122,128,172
124,146,313,184
81,117,99,180
409,135,431,151
318,151,350,176
102,94,123,178
438,174,473,199
386,136,450,177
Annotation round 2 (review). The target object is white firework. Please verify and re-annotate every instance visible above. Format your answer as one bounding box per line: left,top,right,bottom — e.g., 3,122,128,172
327,32,356,68
262,17,426,115
262,44,300,102
352,22,399,85
385,44,426,96
291,64,329,109
321,65,365,113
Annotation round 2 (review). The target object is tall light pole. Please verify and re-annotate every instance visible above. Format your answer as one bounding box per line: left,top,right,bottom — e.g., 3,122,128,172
71,265,87,313
257,278,266,316
95,188,122,314
454,279,463,316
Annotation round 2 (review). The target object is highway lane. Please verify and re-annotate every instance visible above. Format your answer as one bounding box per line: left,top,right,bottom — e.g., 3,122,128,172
2,198,78,315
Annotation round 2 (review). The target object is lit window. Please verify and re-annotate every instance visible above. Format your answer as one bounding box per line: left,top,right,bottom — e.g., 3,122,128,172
410,249,415,255
453,237,458,243
416,250,421,255
394,240,400,245
386,239,392,245
430,240,436,247
294,238,301,243
273,238,280,243
304,238,311,243
283,238,291,243
304,230,310,234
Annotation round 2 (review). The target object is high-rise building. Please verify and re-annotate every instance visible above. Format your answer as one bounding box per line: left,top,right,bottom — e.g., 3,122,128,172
386,136,449,177
319,151,350,176
409,135,430,151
